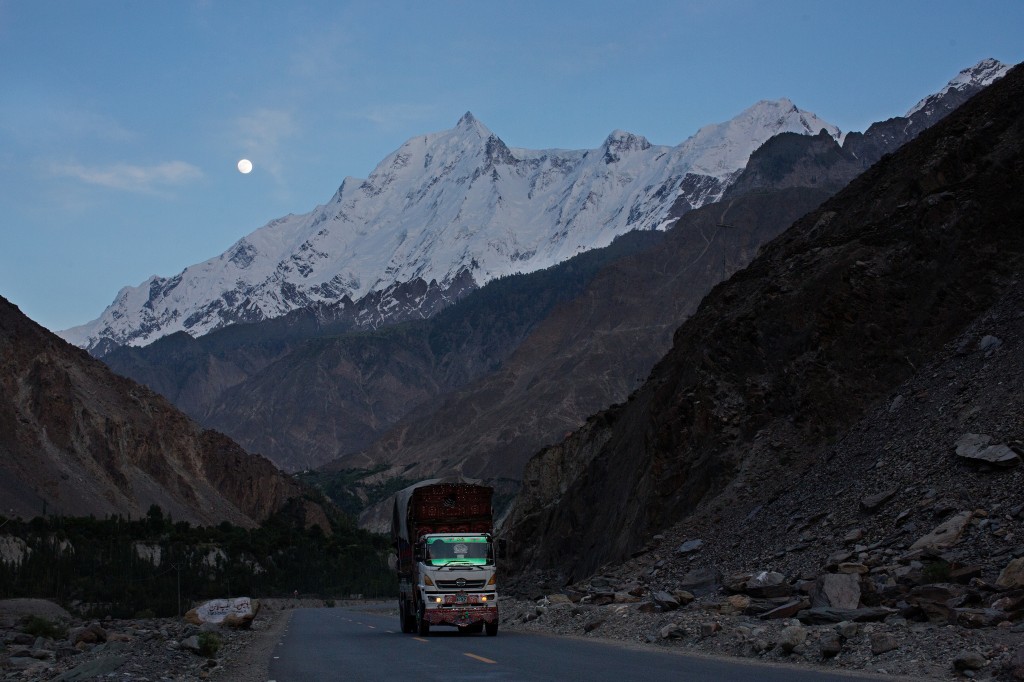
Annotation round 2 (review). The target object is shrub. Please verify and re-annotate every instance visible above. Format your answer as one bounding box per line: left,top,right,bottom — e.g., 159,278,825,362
23,616,66,640
197,631,222,657
324,598,335,608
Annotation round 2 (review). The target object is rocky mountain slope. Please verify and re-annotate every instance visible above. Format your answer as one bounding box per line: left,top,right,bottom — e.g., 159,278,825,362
0,295,306,526
330,61,1010,495
99,61,1006,482
63,103,839,353
103,232,664,472
336,187,834,485
503,61,1024,588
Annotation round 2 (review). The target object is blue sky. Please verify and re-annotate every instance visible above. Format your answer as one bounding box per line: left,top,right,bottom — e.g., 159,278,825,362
2,1,1022,332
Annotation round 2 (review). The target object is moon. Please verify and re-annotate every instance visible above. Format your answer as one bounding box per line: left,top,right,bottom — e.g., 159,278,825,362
237,159,253,174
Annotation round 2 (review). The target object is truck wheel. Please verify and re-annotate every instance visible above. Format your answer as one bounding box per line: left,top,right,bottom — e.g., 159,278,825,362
399,600,414,633
416,603,430,636
485,621,498,637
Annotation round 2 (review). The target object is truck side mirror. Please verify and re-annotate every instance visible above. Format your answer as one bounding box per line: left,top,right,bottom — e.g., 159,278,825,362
497,539,508,559
413,546,423,562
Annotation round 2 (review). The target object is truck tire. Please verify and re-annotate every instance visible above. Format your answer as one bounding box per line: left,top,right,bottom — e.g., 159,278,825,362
485,621,498,637
399,600,415,633
416,603,430,636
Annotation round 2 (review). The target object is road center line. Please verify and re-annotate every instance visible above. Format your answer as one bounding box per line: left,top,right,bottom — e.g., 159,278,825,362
464,653,497,664
413,637,429,643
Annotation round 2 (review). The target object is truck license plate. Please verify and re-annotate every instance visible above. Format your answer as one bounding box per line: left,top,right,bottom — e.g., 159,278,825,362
456,593,468,603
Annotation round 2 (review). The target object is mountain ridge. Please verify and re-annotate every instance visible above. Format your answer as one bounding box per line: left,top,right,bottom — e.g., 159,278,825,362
503,60,1024,580
0,295,310,526
62,100,839,352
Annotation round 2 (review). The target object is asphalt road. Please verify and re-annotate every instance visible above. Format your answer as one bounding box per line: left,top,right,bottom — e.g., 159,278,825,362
267,605,905,682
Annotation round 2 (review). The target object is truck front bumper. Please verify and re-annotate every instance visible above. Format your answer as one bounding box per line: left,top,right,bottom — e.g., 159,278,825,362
424,604,498,626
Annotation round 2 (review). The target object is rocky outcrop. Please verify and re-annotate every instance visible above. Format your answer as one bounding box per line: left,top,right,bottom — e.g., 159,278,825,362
0,295,306,525
503,63,1024,580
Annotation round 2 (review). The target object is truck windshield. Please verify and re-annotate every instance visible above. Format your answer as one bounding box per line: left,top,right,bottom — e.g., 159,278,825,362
425,536,492,566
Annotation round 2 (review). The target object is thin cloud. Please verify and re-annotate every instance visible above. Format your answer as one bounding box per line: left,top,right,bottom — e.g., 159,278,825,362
52,160,203,194
235,108,298,182
361,103,439,130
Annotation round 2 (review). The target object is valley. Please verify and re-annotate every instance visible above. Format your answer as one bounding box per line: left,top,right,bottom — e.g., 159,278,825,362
2,47,1022,680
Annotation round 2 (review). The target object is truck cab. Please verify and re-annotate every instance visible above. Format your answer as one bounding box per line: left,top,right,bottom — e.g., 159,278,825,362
413,533,498,635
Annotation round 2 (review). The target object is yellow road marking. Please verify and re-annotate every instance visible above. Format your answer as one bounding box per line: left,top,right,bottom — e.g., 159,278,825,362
413,637,429,643
464,653,497,664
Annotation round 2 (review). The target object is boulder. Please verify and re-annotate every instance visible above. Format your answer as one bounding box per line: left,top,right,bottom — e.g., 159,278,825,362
651,591,680,611
952,650,987,671
659,623,685,639
825,550,853,569
723,572,754,593
70,623,108,645
745,571,791,598
955,608,1005,628
861,489,897,513
797,607,894,624
672,590,695,606
843,529,864,543
184,597,259,627
909,511,973,551
546,593,572,604
955,433,1021,466
997,558,1024,589
583,618,605,633
813,573,861,609
778,625,807,654
870,632,898,655
676,539,703,555
678,567,721,596
700,622,721,637
179,635,202,654
991,590,1024,615
759,599,808,620
819,632,844,658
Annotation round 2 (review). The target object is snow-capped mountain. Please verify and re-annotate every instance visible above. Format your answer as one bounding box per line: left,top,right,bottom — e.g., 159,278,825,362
906,58,1010,118
63,100,841,351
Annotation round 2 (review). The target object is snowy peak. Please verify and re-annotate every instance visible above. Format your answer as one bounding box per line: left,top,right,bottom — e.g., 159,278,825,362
602,130,652,163
59,104,846,351
454,110,493,139
86,72,1002,354
906,58,1010,117
679,98,840,176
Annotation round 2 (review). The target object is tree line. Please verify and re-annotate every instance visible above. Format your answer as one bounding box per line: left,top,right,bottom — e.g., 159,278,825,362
0,498,395,618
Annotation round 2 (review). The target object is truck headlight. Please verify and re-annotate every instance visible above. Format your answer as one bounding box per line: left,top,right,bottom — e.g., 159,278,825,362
434,597,442,603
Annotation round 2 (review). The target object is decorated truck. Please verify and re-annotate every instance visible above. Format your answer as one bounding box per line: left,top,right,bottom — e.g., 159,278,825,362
392,479,499,636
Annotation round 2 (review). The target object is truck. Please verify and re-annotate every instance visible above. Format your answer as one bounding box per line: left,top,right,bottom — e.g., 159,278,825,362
392,479,499,636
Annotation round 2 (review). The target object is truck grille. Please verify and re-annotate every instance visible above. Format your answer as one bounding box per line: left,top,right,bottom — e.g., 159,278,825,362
437,578,487,590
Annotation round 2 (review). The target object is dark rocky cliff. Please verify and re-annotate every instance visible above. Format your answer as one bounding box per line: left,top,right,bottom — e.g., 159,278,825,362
504,63,1024,581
